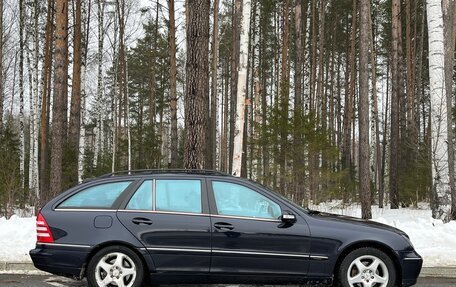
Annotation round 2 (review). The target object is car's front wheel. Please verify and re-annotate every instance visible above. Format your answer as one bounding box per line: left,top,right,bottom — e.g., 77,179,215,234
338,247,396,287
87,245,145,287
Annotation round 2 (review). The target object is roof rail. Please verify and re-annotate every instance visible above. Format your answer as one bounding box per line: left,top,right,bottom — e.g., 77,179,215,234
97,169,231,179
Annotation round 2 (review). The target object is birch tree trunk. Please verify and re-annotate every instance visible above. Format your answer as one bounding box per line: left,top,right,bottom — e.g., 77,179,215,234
19,0,25,189
78,0,90,182
94,0,105,168
0,0,3,132
426,0,449,219
231,0,251,177
229,0,241,173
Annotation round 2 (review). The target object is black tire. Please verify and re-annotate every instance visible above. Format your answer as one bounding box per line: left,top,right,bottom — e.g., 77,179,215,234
87,245,145,287
336,247,396,287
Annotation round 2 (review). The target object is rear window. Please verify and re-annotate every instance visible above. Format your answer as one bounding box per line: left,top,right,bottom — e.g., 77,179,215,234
58,181,132,209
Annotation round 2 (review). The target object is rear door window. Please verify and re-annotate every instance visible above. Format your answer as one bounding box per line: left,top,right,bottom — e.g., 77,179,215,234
156,180,202,213
58,181,132,209
126,180,153,210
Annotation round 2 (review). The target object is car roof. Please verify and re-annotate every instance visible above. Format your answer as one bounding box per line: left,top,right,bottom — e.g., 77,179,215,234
84,169,233,182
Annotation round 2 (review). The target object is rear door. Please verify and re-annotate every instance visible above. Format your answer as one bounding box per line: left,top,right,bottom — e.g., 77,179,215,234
117,176,211,273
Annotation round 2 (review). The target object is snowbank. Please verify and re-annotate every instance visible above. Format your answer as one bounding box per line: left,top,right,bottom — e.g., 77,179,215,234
0,215,36,262
1,203,455,267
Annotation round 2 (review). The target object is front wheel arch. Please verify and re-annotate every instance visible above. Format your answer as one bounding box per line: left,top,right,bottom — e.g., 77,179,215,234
333,241,402,286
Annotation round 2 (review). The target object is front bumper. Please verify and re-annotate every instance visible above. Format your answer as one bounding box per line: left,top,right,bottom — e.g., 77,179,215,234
399,250,423,287
29,243,91,279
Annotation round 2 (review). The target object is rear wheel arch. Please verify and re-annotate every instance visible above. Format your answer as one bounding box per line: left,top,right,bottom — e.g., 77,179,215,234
333,241,402,285
82,241,153,278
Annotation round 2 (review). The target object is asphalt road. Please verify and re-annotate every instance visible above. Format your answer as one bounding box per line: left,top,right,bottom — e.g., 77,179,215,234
0,275,455,287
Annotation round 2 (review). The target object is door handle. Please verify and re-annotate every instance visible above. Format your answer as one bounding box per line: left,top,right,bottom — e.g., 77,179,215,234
214,222,234,230
132,217,153,225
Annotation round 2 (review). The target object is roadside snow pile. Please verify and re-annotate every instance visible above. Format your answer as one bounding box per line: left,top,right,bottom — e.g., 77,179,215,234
310,201,456,267
0,215,36,262
0,203,455,267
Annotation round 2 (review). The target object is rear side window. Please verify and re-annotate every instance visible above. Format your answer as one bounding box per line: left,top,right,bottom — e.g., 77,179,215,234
59,181,132,209
126,180,153,210
156,180,202,213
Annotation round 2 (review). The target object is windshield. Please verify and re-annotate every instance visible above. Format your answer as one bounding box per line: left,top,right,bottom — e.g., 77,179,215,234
247,180,311,214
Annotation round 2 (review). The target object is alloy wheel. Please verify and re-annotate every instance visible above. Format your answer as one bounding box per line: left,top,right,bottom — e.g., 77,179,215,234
94,252,137,287
346,255,389,287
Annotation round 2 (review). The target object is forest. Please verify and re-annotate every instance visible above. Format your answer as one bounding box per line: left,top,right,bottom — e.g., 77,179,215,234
0,0,454,221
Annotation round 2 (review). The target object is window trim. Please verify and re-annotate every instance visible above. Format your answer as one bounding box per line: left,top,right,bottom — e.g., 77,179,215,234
55,179,136,210
208,179,283,221
120,176,208,215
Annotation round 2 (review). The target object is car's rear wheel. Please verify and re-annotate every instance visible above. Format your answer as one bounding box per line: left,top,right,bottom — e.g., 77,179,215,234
338,247,396,287
87,245,145,287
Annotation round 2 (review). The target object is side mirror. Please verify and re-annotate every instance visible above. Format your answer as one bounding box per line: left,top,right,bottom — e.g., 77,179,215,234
280,212,297,224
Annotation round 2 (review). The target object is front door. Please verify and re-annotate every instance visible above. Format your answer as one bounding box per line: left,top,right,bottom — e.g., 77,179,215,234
208,179,311,276
117,177,211,273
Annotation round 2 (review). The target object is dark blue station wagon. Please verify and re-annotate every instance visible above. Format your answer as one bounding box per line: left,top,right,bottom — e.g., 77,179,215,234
30,170,422,287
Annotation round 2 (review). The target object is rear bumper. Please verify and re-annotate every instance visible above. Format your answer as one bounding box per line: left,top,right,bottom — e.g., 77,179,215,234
29,243,91,279
399,250,423,287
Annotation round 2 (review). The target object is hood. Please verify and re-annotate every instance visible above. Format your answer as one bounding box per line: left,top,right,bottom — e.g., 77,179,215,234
309,210,409,238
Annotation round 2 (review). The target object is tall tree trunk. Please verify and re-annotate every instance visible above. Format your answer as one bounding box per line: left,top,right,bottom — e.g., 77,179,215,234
369,5,381,205
278,0,290,189
293,0,307,201
209,0,219,170
380,63,390,208
32,0,40,204
229,0,241,173
427,0,448,219
0,0,3,133
50,0,69,198
359,0,371,219
39,0,54,207
232,0,252,176
442,0,456,220
342,0,357,199
78,0,90,182
390,0,402,209
69,0,82,184
19,0,25,189
169,0,178,168
220,62,229,172
309,0,317,113
93,0,105,168
184,0,210,169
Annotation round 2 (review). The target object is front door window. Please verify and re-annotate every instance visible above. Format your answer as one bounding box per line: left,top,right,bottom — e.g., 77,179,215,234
212,181,281,219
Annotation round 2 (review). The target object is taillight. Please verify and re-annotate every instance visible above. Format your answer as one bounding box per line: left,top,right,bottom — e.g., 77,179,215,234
36,212,54,243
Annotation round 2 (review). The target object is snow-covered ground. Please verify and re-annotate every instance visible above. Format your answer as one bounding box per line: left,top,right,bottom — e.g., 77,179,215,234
0,203,455,267
0,215,36,262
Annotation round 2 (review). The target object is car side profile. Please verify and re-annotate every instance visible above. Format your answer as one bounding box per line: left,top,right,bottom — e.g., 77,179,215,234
30,169,422,287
